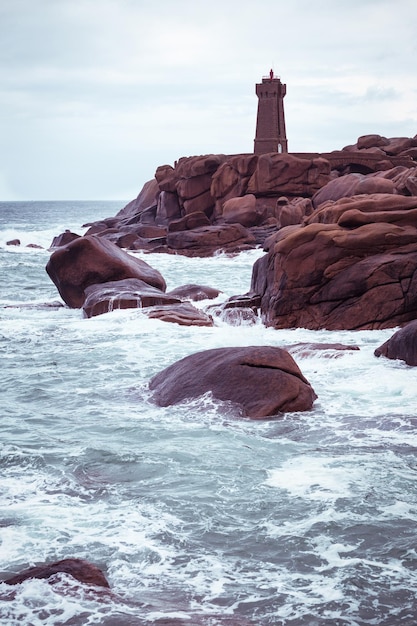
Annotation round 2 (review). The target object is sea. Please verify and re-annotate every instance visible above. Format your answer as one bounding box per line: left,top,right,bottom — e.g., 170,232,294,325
1,200,417,626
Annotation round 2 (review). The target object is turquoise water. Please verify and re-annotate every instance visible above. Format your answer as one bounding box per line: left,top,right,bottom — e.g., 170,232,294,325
1,202,417,625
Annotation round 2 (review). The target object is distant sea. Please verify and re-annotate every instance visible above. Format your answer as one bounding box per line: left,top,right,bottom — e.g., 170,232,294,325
1,201,417,626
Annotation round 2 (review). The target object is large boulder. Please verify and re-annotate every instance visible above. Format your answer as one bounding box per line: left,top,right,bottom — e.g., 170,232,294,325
4,558,109,588
46,235,166,308
221,194,259,227
374,320,417,365
251,199,417,330
82,278,180,318
149,346,317,418
247,154,331,197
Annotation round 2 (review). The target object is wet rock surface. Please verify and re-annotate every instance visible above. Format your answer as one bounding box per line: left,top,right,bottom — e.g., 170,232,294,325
145,301,214,326
46,235,166,308
3,558,110,589
82,278,181,318
251,193,417,330
45,134,417,331
374,320,417,365
149,346,317,418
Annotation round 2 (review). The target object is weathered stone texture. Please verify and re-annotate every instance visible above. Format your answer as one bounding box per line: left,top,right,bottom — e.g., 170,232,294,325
149,346,317,418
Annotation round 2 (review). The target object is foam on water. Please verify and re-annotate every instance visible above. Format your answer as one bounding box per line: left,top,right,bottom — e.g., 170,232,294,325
2,202,417,625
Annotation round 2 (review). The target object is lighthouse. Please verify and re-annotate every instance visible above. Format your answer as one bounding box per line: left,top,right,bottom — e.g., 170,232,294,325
254,69,288,154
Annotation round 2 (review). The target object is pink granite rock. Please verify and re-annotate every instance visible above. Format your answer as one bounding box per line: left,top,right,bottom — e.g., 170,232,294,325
149,346,317,418
247,154,331,197
46,235,166,308
4,558,109,588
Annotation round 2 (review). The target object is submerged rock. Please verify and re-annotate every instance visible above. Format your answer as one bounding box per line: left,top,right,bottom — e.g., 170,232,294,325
3,558,110,588
145,302,214,326
285,342,360,358
149,346,317,418
166,283,221,301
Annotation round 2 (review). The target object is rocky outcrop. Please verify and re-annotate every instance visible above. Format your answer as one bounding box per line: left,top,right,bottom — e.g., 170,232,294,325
77,154,337,256
46,235,166,308
149,346,317,418
3,558,110,588
46,134,415,258
82,278,181,318
251,193,417,330
374,320,417,365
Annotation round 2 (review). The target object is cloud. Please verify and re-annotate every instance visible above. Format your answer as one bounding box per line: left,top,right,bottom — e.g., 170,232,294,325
0,0,416,199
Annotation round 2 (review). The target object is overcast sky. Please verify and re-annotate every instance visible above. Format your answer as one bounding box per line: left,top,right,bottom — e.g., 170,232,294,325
1,0,416,201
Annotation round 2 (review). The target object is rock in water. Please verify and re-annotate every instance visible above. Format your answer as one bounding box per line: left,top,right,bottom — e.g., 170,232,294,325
149,346,317,418
251,194,417,330
4,558,110,588
166,283,221,301
374,320,417,366
46,235,166,308
145,302,214,326
82,278,180,318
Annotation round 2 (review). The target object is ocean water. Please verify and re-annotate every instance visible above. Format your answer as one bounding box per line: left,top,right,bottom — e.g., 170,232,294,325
1,201,417,626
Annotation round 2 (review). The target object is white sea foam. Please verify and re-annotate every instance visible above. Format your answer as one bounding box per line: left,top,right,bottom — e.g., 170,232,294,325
265,455,359,500
2,202,417,625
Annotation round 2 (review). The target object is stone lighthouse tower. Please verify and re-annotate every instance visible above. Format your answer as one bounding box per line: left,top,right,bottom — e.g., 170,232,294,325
254,69,288,154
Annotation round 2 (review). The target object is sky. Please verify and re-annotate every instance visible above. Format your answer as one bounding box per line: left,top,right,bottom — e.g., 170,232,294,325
1,0,417,201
